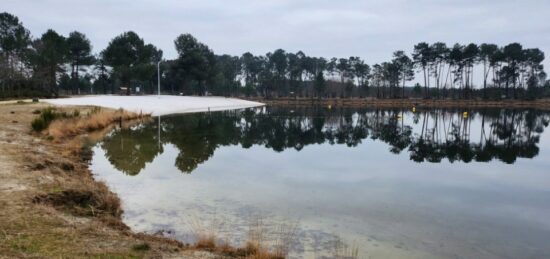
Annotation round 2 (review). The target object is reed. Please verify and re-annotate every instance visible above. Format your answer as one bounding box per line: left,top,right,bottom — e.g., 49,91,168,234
186,215,295,258
331,236,359,259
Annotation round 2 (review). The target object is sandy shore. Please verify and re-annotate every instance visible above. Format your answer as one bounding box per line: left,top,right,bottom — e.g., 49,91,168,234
43,95,265,116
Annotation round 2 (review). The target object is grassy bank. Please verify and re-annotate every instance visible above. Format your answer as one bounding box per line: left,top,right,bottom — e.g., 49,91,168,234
0,102,289,258
245,97,550,109
0,103,184,258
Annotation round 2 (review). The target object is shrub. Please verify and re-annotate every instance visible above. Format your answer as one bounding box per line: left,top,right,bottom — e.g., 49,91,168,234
31,108,60,132
31,117,48,131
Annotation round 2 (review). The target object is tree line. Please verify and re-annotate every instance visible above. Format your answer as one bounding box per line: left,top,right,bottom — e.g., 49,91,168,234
1,12,548,100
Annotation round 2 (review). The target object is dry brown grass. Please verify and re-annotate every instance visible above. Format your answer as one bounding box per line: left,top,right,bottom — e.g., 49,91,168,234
189,236,284,259
33,178,122,218
186,215,296,259
28,107,152,223
45,107,148,140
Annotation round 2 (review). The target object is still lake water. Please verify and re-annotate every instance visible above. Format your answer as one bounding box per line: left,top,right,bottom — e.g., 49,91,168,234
91,107,550,258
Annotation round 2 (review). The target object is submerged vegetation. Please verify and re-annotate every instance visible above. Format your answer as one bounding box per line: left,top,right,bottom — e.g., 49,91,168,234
1,12,548,100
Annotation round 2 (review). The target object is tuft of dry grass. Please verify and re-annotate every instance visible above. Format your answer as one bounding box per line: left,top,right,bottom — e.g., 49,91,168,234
44,107,149,140
244,217,297,259
186,214,222,251
186,215,296,259
270,221,298,258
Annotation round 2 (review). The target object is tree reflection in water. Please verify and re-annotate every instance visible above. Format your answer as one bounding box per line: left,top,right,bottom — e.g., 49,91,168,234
99,107,550,175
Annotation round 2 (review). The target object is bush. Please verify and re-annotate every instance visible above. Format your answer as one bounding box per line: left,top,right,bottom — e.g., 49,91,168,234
31,117,48,131
31,108,60,132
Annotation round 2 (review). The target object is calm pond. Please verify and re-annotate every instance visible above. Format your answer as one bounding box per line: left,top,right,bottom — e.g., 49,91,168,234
91,107,550,258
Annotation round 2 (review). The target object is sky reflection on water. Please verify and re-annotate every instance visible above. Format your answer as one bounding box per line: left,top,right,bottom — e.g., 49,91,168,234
91,107,550,258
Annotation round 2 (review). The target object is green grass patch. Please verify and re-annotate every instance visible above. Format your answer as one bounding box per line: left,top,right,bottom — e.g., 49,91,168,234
131,243,151,251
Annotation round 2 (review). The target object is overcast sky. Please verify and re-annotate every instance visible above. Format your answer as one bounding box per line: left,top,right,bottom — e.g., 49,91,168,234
4,0,550,71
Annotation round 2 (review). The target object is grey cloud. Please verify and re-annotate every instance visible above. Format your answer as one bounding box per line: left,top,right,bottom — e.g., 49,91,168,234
4,0,549,71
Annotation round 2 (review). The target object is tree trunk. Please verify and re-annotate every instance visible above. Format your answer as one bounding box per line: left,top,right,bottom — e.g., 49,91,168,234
443,64,451,99
76,60,80,95
51,66,58,98
483,61,488,99
402,73,406,99
505,81,509,99
423,66,428,98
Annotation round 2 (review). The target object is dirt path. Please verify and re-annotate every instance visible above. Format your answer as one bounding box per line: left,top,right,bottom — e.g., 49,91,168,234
0,102,215,258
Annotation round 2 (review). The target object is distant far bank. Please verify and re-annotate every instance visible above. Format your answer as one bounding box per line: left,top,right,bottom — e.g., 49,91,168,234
245,97,550,109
